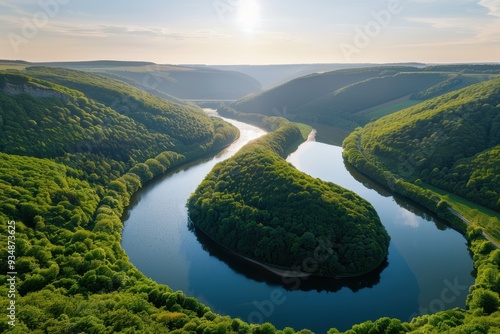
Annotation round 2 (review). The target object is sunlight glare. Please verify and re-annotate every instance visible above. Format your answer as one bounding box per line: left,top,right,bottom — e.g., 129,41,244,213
238,0,261,32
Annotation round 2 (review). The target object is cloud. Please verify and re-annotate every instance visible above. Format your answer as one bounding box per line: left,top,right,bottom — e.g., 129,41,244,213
396,208,420,229
478,0,500,17
405,0,500,45
408,17,477,30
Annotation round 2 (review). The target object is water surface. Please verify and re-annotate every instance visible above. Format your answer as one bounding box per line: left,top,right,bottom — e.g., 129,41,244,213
122,117,474,333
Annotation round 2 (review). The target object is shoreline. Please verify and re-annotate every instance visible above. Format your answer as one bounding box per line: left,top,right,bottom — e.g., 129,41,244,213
307,129,317,142
189,217,387,279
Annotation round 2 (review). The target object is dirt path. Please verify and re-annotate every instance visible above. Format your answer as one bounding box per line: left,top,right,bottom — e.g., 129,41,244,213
448,207,500,249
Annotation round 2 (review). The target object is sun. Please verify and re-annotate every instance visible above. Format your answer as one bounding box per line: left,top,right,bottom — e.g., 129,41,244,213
238,0,261,32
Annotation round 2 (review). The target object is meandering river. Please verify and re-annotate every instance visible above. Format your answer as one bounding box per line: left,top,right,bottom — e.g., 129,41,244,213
122,110,474,333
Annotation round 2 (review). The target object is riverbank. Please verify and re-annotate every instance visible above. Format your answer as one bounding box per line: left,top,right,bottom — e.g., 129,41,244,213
189,217,389,280
122,115,475,332
343,128,500,248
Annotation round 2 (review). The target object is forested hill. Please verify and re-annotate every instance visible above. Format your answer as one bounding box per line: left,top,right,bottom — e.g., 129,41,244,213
0,70,240,184
188,110,390,277
23,66,215,145
348,78,500,211
0,68,253,333
230,65,499,144
340,78,500,333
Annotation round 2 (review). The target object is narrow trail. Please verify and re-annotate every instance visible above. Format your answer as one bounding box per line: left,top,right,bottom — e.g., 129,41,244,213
448,208,500,249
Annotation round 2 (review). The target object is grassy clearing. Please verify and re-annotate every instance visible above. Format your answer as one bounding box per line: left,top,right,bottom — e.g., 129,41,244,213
421,183,500,243
362,100,423,121
310,123,351,146
0,64,28,70
294,122,313,141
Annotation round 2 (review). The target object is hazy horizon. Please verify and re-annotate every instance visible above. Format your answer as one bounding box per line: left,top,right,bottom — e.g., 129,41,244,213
1,0,499,65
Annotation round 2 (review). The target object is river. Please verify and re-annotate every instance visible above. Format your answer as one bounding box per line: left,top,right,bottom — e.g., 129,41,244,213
121,110,474,333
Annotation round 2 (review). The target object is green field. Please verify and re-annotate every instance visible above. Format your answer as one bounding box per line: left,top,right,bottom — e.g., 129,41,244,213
421,183,500,244
0,63,28,70
311,123,352,146
361,100,423,121
294,122,314,141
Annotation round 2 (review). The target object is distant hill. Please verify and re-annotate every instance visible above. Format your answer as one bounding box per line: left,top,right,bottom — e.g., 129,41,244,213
36,61,262,101
229,65,500,144
348,78,500,211
0,60,263,101
209,63,427,89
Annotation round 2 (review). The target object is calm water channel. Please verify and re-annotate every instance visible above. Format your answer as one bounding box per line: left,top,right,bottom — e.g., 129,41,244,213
121,110,474,333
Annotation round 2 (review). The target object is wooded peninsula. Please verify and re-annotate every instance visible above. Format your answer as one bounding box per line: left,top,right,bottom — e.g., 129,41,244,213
188,107,390,277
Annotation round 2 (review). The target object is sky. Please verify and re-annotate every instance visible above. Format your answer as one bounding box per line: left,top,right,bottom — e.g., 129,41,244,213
0,0,499,65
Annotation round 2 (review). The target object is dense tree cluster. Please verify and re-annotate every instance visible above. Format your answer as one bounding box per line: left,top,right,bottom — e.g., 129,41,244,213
0,72,238,185
24,66,217,144
353,78,500,211
189,113,390,277
343,130,469,233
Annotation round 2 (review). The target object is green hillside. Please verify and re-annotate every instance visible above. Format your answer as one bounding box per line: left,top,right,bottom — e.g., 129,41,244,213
355,78,500,211
231,65,499,144
188,109,390,277
23,67,215,145
0,71,237,185
341,78,500,333
232,67,416,117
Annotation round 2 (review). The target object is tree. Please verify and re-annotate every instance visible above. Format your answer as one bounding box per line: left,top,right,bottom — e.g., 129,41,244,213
468,288,500,314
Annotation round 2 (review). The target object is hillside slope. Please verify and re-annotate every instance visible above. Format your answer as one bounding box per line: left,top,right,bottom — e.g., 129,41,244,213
0,70,238,185
209,62,426,89
23,67,215,145
230,65,499,144
352,78,500,212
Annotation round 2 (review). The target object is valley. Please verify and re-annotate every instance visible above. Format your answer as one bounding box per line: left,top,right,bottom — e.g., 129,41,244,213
0,62,499,333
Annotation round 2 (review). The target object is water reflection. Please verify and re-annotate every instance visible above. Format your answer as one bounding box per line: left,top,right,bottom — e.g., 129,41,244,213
396,207,421,229
342,160,393,197
344,159,451,232
189,222,388,293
